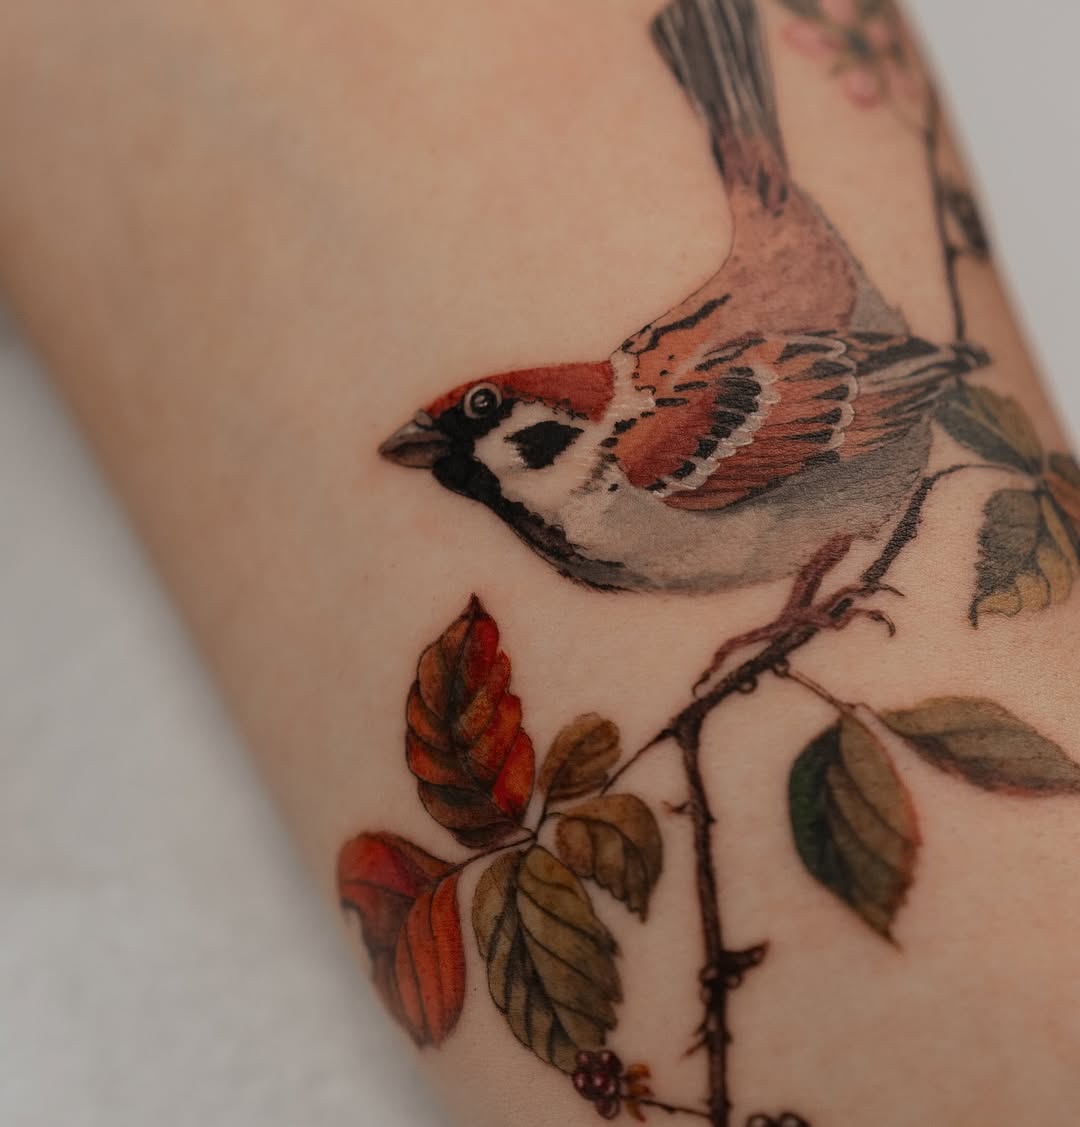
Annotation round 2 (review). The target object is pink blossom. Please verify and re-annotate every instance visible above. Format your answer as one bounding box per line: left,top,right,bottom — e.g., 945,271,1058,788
782,0,916,110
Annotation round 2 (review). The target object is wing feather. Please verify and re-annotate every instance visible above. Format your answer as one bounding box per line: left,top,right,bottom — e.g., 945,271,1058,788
610,333,956,510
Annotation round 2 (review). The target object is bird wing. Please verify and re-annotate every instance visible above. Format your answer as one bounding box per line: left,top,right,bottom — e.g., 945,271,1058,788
612,332,951,510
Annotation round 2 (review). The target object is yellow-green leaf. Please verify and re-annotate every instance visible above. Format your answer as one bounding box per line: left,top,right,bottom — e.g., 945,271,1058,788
555,795,663,919
936,384,1043,474
472,848,620,1072
970,489,1080,624
538,715,622,802
789,717,920,939
1047,452,1080,540
883,697,1080,796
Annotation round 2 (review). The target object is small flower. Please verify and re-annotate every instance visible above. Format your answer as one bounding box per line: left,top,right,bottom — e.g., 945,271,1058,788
780,0,917,108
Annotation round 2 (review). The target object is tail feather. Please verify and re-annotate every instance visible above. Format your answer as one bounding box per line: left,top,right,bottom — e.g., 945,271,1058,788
651,0,786,184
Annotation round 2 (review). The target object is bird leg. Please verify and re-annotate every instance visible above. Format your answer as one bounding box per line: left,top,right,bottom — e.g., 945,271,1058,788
693,535,900,694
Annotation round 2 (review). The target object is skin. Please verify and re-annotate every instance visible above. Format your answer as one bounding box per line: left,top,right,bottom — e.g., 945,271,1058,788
1,2,1079,1124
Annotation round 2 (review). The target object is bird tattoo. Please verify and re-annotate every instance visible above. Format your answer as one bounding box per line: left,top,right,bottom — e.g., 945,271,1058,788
379,0,987,601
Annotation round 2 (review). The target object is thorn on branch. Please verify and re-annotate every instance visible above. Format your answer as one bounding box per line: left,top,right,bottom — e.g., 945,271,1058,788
701,944,769,994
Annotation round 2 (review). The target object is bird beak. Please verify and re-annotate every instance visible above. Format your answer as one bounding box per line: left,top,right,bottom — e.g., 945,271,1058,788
378,417,451,469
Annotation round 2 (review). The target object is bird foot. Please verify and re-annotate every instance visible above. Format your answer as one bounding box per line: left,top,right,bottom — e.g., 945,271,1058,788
693,579,902,696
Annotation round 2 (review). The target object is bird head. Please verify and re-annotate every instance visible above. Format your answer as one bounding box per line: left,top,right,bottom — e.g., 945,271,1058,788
379,361,616,506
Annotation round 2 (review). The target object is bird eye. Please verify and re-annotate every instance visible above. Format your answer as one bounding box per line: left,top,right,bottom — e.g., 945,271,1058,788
463,383,503,420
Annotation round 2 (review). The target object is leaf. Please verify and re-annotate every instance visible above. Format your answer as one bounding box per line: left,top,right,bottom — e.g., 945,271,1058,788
407,596,535,847
472,847,621,1072
538,715,622,802
789,716,920,939
776,0,823,17
856,0,895,18
943,183,991,259
935,383,1043,473
970,489,1080,624
555,795,663,919
883,697,1080,796
337,833,465,1046
1046,452,1080,542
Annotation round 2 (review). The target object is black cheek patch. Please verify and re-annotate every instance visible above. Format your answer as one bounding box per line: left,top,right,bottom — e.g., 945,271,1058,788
505,420,585,470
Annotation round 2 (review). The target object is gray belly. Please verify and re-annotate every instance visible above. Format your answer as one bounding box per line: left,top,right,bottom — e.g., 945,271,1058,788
545,429,932,593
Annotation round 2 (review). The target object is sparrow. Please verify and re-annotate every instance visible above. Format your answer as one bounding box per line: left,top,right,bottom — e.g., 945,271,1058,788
379,0,988,598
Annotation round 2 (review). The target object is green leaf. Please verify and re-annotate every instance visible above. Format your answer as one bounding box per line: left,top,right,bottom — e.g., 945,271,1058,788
776,0,823,17
1049,452,1080,489
472,848,621,1072
538,715,622,802
943,183,990,259
856,0,894,17
883,697,1080,796
970,490,1080,624
789,716,919,939
1046,453,1080,548
935,383,1043,474
555,794,663,920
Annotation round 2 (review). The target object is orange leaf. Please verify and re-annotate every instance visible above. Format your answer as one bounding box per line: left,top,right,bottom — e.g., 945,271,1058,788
337,833,465,1046
407,596,535,846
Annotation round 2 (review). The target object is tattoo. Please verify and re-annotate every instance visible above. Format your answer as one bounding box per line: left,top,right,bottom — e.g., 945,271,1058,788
338,598,667,1116
379,0,1002,598
359,0,1080,1123
778,0,918,111
339,592,1080,1125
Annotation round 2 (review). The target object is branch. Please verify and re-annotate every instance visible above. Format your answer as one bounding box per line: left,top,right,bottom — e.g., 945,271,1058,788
923,86,966,343
637,1098,713,1121
612,460,984,1125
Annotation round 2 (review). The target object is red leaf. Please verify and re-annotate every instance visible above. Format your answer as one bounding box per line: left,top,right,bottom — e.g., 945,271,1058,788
406,596,535,846
337,833,465,1046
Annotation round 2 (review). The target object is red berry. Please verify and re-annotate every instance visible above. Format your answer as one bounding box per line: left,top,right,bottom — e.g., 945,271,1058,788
575,1050,596,1069
584,1071,610,1098
596,1073,619,1100
595,1097,621,1120
573,1071,592,1097
597,1050,623,1075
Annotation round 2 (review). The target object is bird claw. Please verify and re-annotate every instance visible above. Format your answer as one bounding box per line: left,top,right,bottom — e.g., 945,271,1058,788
694,580,904,694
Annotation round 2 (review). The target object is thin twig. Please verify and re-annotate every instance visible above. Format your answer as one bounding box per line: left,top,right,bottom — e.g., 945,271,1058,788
636,1097,713,1120
773,663,856,717
923,86,966,342
632,459,980,1126
446,832,535,877
603,727,675,794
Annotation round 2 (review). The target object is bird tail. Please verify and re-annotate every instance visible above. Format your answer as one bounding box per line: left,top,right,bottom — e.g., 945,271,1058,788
651,0,786,190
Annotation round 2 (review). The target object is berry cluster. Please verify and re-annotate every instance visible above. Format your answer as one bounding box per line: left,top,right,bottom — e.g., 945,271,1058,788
572,1051,655,1120
572,1050,624,1119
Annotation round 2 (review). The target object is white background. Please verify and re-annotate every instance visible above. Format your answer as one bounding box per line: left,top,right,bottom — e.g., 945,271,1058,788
2,3,1078,1125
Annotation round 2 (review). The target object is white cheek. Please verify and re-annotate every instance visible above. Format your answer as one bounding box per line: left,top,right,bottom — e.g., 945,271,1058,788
471,403,603,519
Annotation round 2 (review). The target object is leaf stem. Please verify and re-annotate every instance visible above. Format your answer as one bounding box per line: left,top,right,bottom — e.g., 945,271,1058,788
923,85,966,342
642,456,993,1125
603,727,676,794
447,832,535,877
635,1097,713,1120
773,662,857,718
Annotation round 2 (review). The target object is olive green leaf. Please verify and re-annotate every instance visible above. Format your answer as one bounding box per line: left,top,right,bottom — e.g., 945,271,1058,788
935,383,1043,474
538,715,622,802
555,795,663,920
856,0,895,18
789,716,920,939
943,183,991,259
472,848,621,1072
970,489,1080,624
1046,453,1080,546
883,697,1080,796
777,0,823,18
